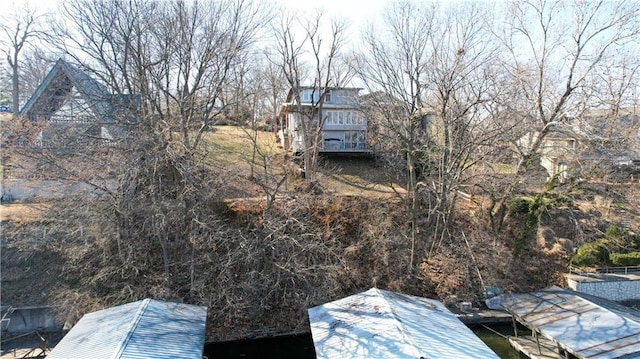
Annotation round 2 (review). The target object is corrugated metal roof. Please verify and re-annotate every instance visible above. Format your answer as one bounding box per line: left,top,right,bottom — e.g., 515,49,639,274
500,286,640,359
46,299,207,359
308,287,499,359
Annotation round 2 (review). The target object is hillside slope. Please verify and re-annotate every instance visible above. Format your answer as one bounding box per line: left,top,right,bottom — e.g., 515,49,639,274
2,126,638,340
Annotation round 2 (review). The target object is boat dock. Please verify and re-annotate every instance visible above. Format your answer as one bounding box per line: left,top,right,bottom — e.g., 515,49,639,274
508,336,564,359
455,308,513,325
308,288,500,359
500,286,640,359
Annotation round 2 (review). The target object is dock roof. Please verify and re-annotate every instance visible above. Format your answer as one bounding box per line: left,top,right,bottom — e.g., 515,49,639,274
500,286,640,359
308,287,499,359
46,298,207,359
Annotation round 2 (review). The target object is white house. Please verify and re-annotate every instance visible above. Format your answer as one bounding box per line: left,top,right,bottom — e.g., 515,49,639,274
277,87,370,154
517,125,577,183
517,109,640,182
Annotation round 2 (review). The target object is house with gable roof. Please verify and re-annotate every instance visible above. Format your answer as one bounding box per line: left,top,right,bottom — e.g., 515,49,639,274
19,58,137,149
517,108,640,182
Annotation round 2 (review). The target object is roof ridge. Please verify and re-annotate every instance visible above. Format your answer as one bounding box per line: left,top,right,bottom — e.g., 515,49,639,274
376,288,424,358
111,298,152,359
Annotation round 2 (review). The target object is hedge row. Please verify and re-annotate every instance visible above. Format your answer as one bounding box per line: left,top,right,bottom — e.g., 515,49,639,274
610,252,640,266
571,226,640,267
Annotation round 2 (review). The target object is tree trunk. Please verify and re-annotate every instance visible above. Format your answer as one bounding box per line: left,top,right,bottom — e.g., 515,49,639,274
12,51,19,118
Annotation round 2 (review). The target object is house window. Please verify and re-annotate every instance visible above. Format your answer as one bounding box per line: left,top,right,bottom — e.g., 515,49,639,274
344,130,366,149
420,114,432,131
302,91,311,102
323,111,365,126
324,111,332,124
324,90,332,103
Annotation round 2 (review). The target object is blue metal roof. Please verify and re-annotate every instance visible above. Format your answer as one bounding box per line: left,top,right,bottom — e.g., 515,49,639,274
500,286,640,359
46,299,207,359
308,288,499,359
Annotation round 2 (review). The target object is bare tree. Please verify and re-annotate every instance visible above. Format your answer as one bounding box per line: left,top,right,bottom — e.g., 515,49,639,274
262,52,289,126
25,0,274,296
1,5,47,116
580,53,640,168
357,2,432,268
16,48,55,101
274,9,353,186
505,0,638,172
230,52,289,215
487,0,640,232
358,2,503,267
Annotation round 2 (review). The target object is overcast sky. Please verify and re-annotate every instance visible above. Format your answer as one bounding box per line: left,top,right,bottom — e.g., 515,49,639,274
278,0,389,28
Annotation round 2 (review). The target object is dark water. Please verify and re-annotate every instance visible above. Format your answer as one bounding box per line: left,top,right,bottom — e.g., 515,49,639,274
204,333,316,359
471,324,530,359
204,325,528,359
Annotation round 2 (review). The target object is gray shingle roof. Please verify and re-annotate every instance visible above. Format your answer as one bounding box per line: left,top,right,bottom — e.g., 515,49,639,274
20,58,136,124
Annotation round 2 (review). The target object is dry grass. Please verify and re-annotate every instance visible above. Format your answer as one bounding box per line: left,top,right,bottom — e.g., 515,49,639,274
0,203,51,223
318,156,406,198
202,125,406,198
203,126,281,169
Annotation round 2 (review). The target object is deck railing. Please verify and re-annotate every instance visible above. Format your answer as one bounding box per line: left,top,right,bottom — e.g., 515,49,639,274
569,265,640,276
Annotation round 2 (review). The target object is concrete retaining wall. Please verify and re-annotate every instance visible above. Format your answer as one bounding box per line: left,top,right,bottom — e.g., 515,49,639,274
1,306,62,334
1,179,114,202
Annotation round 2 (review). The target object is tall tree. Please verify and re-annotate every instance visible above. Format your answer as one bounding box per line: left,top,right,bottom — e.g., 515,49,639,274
503,0,639,174
488,0,640,232
274,9,352,186
357,2,433,267
358,2,502,266
584,53,640,164
39,0,273,295
1,5,46,116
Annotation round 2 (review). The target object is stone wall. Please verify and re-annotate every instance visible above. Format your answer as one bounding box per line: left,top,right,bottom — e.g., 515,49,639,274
566,277,640,301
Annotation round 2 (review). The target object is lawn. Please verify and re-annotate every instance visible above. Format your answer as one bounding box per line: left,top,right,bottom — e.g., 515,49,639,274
203,126,281,168
0,125,406,219
202,125,405,198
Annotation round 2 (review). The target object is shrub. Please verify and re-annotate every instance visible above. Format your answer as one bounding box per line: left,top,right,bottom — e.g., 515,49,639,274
571,239,611,267
508,196,531,215
610,252,640,266
603,225,640,250
511,195,549,256
605,225,627,239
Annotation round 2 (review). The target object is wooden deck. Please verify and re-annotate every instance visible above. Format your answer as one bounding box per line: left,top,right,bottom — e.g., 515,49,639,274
508,336,564,359
455,308,513,324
